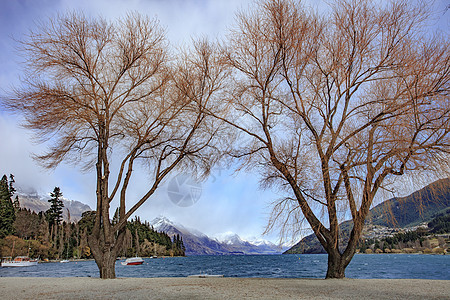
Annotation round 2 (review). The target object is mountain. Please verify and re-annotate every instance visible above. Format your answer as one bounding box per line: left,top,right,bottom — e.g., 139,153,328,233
150,216,283,255
215,232,286,254
151,216,234,255
16,187,92,222
247,238,290,253
285,177,450,254
367,177,450,228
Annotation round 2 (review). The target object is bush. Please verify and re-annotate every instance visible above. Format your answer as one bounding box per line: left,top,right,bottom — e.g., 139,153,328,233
402,248,416,253
432,247,444,254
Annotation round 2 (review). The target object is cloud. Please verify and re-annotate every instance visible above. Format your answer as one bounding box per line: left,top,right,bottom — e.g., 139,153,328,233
0,114,45,188
55,0,253,44
0,113,96,206
133,168,281,241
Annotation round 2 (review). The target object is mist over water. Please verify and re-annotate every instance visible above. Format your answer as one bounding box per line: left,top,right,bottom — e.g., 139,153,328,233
1,254,449,280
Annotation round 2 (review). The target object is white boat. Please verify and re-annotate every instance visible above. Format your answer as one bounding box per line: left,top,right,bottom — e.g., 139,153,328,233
188,274,224,278
121,257,144,266
1,256,39,267
60,246,70,263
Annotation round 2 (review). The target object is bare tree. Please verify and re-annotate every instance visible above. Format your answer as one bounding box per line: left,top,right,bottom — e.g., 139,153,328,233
220,0,449,278
2,13,228,278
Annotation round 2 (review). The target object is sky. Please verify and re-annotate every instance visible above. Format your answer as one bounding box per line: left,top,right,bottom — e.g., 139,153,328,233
0,0,448,245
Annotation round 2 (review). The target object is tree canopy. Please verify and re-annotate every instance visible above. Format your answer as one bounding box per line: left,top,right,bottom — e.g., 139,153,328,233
218,0,449,278
3,12,228,278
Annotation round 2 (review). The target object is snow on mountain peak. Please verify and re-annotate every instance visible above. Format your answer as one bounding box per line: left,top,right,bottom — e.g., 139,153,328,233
150,216,175,229
146,217,285,255
149,216,206,238
215,231,245,245
247,238,275,247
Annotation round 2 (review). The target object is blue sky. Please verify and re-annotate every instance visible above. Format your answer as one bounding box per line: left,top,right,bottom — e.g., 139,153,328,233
0,0,448,244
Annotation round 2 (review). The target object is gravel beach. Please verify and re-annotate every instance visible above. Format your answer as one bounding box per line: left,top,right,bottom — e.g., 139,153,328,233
0,277,449,300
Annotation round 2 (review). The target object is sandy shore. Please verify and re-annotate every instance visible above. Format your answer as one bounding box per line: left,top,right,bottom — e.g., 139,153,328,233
0,277,449,300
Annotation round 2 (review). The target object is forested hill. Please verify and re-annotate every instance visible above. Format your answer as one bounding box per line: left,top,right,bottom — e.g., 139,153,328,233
285,178,450,254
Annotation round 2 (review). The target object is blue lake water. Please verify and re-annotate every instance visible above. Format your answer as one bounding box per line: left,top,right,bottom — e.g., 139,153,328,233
0,254,449,279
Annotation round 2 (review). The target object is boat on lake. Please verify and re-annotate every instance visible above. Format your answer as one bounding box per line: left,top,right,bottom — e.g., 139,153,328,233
1,241,39,267
121,257,144,266
188,273,224,278
1,256,39,267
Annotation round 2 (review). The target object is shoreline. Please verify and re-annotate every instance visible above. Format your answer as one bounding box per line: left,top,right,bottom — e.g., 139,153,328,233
36,252,447,263
22,252,448,263
37,255,185,263
0,277,449,299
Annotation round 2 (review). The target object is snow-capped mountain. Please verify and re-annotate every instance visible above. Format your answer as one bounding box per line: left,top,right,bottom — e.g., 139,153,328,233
151,216,232,255
215,232,286,254
152,216,206,238
150,216,284,255
215,232,246,245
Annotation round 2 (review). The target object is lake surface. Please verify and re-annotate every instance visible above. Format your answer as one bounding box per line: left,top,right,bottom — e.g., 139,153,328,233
1,254,449,279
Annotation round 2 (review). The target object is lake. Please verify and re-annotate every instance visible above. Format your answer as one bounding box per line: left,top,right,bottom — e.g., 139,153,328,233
0,254,449,279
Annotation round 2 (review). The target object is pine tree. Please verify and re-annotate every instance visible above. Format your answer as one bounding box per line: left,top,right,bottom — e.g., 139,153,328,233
9,174,20,210
45,187,64,227
8,174,16,198
12,195,20,210
180,237,185,253
0,174,16,238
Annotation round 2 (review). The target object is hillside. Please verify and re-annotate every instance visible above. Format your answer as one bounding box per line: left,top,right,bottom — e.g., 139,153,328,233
367,177,450,228
285,178,450,254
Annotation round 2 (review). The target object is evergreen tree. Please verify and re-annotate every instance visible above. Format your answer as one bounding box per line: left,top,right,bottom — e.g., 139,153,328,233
8,174,16,198
45,187,64,226
9,175,20,210
180,236,185,253
0,174,16,238
12,195,20,210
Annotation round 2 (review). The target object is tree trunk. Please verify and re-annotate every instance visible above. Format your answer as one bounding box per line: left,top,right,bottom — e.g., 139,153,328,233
324,234,358,279
88,227,126,279
98,248,117,279
326,250,346,279
89,236,117,279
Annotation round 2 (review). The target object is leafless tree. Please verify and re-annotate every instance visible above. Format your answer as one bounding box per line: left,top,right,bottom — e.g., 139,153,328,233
2,13,228,278
220,0,449,278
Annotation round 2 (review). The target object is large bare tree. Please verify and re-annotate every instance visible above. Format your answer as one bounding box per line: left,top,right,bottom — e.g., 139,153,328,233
220,0,449,278
2,13,228,278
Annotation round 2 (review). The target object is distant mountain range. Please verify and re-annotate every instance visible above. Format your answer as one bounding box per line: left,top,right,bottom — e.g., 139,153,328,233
16,188,92,222
150,216,285,255
15,188,285,255
285,177,450,254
